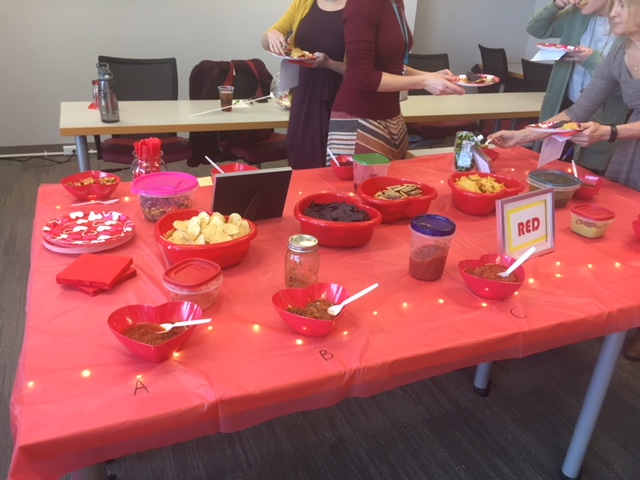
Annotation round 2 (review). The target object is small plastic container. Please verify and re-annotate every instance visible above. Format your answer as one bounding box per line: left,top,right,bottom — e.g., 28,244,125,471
570,204,615,239
163,258,223,309
285,234,320,288
353,153,391,192
527,169,581,208
131,172,199,222
409,214,456,281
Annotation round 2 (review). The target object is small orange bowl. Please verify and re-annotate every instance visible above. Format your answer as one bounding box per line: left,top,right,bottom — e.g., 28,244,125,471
61,170,120,201
331,155,354,181
458,253,525,300
108,301,202,362
573,174,603,200
293,192,382,248
448,172,524,216
154,209,257,268
272,283,350,337
358,176,438,223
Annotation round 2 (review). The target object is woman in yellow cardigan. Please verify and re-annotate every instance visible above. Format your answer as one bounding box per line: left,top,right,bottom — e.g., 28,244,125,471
262,0,346,169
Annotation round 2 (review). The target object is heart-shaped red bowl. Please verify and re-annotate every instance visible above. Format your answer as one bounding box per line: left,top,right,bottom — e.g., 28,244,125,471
458,253,525,300
272,283,350,337
573,173,603,201
61,170,120,201
108,301,203,362
357,176,438,223
448,172,524,216
293,192,382,248
154,209,257,268
331,155,354,181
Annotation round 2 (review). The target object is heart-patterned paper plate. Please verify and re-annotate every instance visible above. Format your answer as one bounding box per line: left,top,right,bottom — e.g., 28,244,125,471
42,211,135,248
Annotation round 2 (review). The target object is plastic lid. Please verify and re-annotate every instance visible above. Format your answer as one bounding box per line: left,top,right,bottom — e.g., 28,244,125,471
163,258,222,289
527,170,581,190
131,172,199,196
410,214,456,237
571,204,615,221
288,234,319,253
352,153,391,166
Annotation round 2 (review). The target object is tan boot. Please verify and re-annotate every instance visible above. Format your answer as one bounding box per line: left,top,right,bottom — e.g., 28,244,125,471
623,329,640,361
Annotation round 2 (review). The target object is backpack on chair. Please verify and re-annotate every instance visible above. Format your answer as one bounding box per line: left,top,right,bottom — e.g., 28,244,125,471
188,59,274,167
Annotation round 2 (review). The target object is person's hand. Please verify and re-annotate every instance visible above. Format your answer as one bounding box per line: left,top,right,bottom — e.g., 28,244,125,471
563,46,593,63
554,0,583,9
265,30,289,57
420,72,465,95
570,122,611,147
311,52,330,69
488,129,542,148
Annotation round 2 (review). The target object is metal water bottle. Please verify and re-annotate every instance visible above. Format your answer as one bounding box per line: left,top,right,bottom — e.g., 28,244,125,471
96,62,120,123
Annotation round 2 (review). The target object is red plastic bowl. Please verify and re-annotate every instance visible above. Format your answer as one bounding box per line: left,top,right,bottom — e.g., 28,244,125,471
573,174,603,201
108,301,203,362
154,209,257,267
331,155,354,181
632,220,640,241
61,170,120,201
448,172,524,215
458,253,525,300
357,176,438,223
293,192,382,247
272,283,350,337
210,162,259,183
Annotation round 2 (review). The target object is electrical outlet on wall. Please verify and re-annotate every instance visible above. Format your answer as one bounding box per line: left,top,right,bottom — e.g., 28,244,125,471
63,145,76,155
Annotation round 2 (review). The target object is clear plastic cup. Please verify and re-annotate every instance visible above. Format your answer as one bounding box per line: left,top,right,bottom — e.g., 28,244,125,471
409,214,456,281
218,85,234,112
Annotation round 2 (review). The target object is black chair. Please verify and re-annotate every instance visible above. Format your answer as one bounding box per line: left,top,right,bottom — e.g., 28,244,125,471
521,58,553,92
478,44,524,93
93,56,192,165
406,53,478,148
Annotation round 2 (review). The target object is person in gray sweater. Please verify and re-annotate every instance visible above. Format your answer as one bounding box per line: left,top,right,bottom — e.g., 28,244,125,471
527,0,627,173
491,0,640,359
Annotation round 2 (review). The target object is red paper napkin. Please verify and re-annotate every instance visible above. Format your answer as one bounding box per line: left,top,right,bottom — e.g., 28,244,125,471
75,267,137,296
56,253,133,290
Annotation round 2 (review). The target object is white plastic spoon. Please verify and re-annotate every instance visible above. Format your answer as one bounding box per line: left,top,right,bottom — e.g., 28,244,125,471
498,246,536,278
326,283,379,316
71,198,120,207
157,318,212,332
205,155,225,174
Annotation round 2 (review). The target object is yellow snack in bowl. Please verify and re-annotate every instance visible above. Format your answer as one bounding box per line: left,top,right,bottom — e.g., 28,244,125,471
456,174,506,194
165,212,250,245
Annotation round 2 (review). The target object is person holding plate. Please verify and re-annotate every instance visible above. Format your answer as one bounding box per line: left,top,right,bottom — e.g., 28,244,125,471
527,0,627,174
262,0,346,170
326,0,464,161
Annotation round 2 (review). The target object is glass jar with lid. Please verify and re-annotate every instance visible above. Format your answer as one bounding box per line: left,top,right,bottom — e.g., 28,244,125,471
285,234,320,288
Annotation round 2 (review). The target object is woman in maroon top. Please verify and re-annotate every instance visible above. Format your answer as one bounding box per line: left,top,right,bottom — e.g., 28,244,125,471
327,0,464,160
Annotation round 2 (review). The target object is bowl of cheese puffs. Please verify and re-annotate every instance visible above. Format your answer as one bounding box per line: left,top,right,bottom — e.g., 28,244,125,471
448,172,524,216
153,209,257,268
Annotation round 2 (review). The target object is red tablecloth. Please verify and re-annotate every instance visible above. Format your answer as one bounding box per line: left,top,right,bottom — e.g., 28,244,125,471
10,148,640,479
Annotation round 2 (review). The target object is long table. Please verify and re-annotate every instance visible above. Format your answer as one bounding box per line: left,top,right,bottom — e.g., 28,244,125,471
59,92,544,172
10,147,638,480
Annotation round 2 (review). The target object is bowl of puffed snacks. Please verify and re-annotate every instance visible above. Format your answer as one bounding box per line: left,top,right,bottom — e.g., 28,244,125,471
448,172,524,215
153,209,257,268
357,176,438,223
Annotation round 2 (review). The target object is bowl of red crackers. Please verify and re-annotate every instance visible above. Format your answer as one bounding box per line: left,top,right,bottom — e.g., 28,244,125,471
458,253,525,300
61,170,120,201
357,176,438,223
293,192,382,248
272,282,350,337
153,209,257,267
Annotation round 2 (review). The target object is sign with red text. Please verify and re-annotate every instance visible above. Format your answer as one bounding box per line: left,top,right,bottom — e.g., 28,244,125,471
496,188,555,257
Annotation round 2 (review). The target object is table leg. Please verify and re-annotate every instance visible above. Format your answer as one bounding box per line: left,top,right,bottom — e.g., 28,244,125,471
473,362,492,397
75,135,90,172
560,331,626,479
70,462,107,480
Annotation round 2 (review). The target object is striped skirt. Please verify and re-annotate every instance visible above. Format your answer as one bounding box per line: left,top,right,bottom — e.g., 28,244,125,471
326,111,408,164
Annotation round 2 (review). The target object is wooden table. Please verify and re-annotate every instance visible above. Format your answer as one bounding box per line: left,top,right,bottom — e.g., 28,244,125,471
59,93,544,172
10,148,639,480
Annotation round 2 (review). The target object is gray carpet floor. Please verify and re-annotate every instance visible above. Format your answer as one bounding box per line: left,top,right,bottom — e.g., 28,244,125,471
1,154,640,480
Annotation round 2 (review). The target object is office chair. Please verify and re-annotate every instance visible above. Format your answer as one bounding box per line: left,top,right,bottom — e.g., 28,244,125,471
188,59,287,168
521,58,553,92
93,56,192,165
477,44,524,93
406,53,478,148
